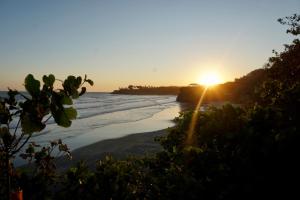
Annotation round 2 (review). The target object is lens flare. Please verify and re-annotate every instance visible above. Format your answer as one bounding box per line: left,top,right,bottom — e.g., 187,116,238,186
198,72,220,86
186,87,208,146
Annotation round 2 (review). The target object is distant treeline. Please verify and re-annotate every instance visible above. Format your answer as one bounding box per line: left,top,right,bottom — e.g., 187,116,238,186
113,66,281,105
112,85,180,95
177,68,268,104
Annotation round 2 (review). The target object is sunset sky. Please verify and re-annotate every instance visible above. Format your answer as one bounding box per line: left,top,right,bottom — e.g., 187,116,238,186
0,0,299,91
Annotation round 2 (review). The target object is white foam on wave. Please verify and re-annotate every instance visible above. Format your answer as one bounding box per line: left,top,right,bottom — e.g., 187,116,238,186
12,94,181,166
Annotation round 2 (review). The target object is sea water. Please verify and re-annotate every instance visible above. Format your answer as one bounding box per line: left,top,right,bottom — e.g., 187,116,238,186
1,92,181,164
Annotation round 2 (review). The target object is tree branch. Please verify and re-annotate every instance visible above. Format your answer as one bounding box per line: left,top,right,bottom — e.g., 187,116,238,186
43,115,53,124
13,118,21,137
11,134,32,156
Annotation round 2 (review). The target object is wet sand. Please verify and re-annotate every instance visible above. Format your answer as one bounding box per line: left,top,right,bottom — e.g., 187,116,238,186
55,128,170,171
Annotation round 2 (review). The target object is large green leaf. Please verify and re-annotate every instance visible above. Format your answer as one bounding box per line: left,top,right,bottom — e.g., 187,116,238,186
52,109,72,127
86,79,94,86
61,94,73,105
21,113,45,134
79,87,86,96
43,74,55,87
64,107,77,120
76,76,82,86
25,74,40,97
63,76,81,99
48,74,55,86
71,89,79,99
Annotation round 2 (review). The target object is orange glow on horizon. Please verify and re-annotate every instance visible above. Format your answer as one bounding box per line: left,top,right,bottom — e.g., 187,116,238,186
198,71,221,87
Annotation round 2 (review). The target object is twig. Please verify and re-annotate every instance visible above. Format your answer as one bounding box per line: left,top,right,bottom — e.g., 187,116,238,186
18,93,30,100
43,115,53,124
13,118,21,137
56,79,63,82
11,133,24,151
11,134,32,156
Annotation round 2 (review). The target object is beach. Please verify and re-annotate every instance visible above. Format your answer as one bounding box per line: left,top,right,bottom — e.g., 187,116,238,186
14,93,183,167
56,128,169,170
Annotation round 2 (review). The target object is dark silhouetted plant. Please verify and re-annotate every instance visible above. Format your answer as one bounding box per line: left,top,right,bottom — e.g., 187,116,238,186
0,74,93,199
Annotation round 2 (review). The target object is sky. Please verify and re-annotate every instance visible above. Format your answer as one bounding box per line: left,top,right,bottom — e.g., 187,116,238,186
0,0,299,91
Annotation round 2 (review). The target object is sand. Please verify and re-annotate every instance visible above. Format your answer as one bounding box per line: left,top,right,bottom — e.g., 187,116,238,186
55,128,170,171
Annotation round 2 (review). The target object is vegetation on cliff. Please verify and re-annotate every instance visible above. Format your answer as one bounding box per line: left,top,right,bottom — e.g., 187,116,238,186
112,85,180,95
177,15,300,105
176,68,268,104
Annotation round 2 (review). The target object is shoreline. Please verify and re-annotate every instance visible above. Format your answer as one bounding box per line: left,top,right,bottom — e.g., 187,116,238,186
16,103,181,167
55,128,170,170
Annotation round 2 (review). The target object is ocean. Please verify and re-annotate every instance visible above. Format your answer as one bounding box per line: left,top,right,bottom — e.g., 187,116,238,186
1,92,181,165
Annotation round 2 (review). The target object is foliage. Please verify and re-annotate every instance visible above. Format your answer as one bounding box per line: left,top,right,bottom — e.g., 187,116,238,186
176,68,268,104
2,14,300,200
0,74,92,199
50,13,298,199
55,157,151,200
278,13,300,36
177,15,299,106
112,86,180,95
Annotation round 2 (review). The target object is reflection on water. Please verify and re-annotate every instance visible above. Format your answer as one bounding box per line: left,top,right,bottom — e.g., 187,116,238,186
14,93,182,166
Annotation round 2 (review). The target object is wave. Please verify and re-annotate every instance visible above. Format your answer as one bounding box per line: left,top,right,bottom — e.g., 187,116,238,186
8,94,177,133
12,94,181,166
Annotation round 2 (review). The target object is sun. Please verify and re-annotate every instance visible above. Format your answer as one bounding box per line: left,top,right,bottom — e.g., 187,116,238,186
198,71,221,87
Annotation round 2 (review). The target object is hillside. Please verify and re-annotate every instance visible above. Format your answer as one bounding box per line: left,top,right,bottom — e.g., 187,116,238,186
176,68,268,104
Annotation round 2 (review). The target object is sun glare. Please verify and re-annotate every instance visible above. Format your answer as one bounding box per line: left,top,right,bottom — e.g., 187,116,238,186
198,71,221,87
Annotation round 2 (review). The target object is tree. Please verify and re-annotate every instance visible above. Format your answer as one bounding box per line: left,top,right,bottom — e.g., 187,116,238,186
278,13,300,36
128,85,134,90
0,74,93,200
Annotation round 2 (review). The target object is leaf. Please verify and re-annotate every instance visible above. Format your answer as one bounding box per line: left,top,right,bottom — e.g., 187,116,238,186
61,94,73,105
43,74,55,87
64,107,77,120
21,113,45,134
26,144,35,154
52,109,71,127
48,74,55,86
25,74,40,97
59,143,69,152
76,76,82,86
63,76,81,98
50,140,58,147
67,76,77,87
43,75,48,85
7,89,18,105
71,89,79,99
79,87,86,96
183,146,203,154
86,79,94,86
